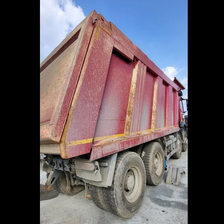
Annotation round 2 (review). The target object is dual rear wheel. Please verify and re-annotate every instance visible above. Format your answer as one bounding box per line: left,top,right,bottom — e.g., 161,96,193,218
142,141,165,186
89,151,146,218
89,141,166,218
90,132,187,218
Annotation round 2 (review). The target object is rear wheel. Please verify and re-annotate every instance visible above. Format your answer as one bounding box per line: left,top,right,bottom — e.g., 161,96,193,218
142,141,165,186
88,185,110,212
89,151,146,219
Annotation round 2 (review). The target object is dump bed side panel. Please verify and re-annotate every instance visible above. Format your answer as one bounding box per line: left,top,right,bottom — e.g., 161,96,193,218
156,78,166,129
59,19,118,158
88,15,183,160
140,71,155,131
40,11,184,159
40,11,98,144
40,37,78,125
128,62,147,136
93,51,133,141
90,68,181,160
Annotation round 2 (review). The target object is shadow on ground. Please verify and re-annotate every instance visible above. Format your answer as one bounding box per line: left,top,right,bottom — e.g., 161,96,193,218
40,184,59,201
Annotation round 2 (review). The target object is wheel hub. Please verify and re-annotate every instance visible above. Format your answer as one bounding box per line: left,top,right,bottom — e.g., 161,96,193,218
154,157,158,168
123,167,141,203
154,152,163,176
126,172,135,191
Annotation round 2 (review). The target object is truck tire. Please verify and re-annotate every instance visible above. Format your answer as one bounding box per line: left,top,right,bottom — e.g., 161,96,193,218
171,133,182,159
182,130,188,152
47,172,84,196
141,141,165,186
90,151,146,218
88,185,110,212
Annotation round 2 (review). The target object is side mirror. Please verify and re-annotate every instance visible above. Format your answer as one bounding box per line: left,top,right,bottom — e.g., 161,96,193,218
178,90,183,96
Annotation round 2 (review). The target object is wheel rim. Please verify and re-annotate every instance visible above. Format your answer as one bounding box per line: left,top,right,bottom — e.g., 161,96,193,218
154,151,163,176
123,166,142,203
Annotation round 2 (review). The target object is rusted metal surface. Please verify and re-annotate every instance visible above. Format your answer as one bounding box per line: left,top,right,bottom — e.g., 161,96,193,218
44,170,60,191
44,185,52,191
124,61,140,136
40,10,185,159
130,62,147,136
151,77,159,132
84,183,91,198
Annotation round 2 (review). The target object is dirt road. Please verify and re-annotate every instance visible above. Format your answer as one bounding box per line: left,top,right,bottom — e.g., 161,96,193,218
40,151,187,224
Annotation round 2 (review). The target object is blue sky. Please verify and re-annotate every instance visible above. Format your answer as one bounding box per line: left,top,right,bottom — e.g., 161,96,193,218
40,0,187,98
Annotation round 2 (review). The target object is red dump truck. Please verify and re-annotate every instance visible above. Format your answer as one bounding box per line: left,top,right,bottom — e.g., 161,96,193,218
40,10,188,218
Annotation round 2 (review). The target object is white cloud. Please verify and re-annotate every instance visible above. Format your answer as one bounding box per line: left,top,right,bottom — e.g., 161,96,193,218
40,0,85,63
180,77,188,89
181,76,188,99
162,66,178,81
162,66,188,99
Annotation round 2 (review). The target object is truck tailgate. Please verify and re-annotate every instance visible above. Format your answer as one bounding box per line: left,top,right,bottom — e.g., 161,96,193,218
40,11,97,144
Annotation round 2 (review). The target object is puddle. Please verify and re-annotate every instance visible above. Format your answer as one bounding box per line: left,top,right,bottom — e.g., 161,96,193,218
40,184,59,201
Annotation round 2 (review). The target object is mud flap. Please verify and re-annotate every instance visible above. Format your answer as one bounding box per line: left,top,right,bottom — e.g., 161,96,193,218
166,166,185,186
44,170,62,190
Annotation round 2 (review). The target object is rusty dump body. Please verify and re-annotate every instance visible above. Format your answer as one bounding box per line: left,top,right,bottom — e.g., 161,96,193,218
40,10,185,161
